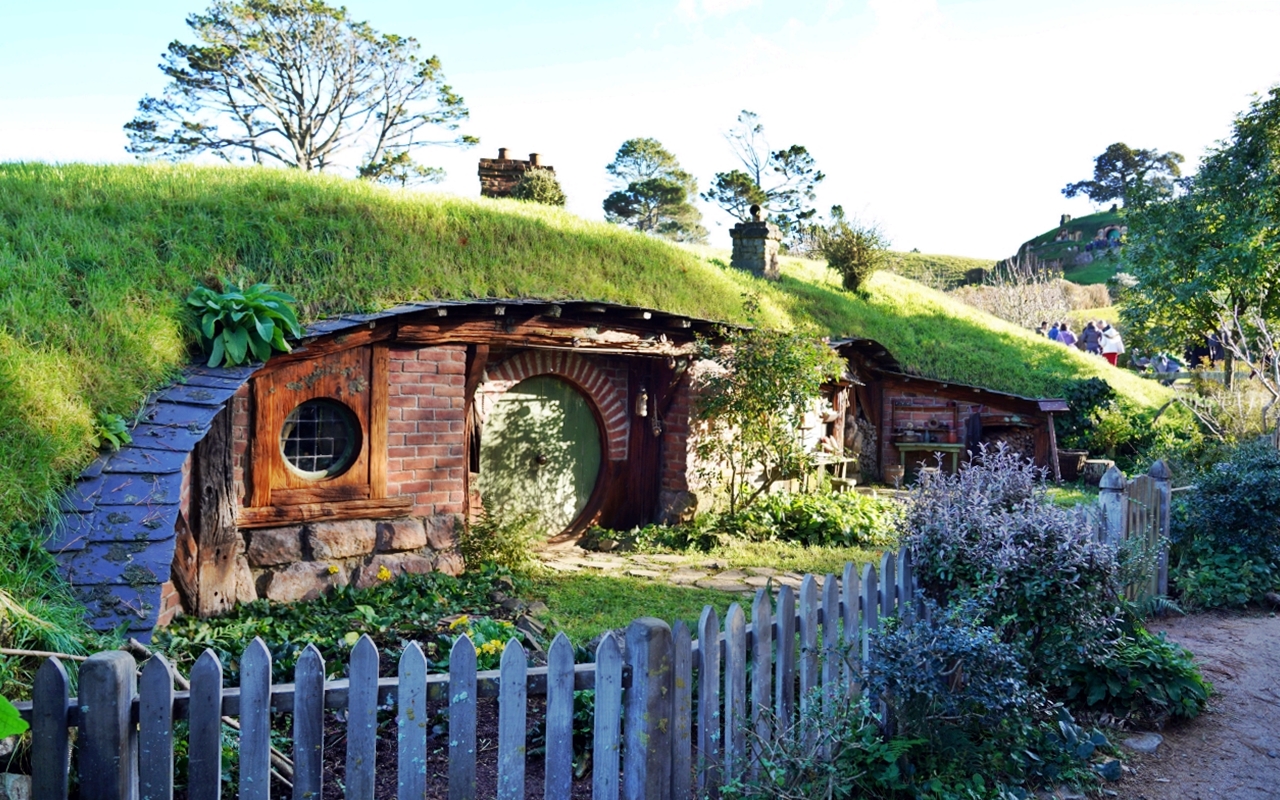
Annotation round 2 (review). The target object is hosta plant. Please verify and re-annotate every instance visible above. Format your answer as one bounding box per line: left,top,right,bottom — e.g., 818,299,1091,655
187,282,303,367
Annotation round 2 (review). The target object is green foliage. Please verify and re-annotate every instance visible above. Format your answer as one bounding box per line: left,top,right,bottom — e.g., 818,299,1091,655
125,0,473,177
728,490,899,548
510,167,566,206
602,138,706,243
813,207,889,293
693,328,845,514
1175,439,1280,557
1061,627,1211,723
1121,85,1280,354
1054,377,1115,451
187,282,303,367
1061,142,1184,206
1174,544,1276,609
880,251,996,291
154,566,517,682
90,412,132,451
458,509,541,573
445,614,519,670
903,445,1125,684
0,695,29,738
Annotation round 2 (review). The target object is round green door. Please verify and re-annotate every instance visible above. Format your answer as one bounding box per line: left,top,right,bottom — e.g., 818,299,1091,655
478,375,603,535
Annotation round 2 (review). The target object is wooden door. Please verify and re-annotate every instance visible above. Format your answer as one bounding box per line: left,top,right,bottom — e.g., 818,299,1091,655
477,375,603,535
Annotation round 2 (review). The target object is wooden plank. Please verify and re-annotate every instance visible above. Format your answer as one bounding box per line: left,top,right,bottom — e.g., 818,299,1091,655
194,406,239,616
842,563,859,692
670,621,693,800
79,652,138,800
696,606,721,799
397,319,693,355
238,638,272,800
723,604,747,785
821,574,841,722
593,633,623,800
188,650,224,800
449,636,478,800
31,657,70,800
255,326,393,370
880,551,897,618
398,642,429,800
369,342,390,498
622,619,674,800
346,635,380,800
248,378,274,508
897,547,913,622
497,639,528,800
545,633,575,800
774,586,796,727
292,645,326,800
861,565,878,664
236,496,411,528
269,483,372,506
798,576,819,733
749,590,772,780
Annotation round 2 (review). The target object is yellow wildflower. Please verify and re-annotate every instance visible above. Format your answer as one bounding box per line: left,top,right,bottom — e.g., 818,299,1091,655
448,615,470,630
376,565,393,582
327,564,340,575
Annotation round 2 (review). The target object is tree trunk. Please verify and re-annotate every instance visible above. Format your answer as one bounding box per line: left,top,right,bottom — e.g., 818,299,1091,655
194,406,240,617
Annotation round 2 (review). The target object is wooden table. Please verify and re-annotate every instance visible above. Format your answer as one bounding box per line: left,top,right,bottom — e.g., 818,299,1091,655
895,442,964,474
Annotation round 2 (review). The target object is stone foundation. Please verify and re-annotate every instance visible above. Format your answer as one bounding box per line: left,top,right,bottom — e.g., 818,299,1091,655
243,514,462,603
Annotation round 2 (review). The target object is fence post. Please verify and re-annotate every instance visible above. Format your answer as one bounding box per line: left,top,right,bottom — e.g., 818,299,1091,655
624,618,674,800
79,651,138,800
1150,459,1172,596
1097,465,1126,546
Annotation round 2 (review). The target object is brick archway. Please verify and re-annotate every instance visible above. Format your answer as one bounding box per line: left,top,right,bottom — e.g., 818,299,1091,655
478,350,629,461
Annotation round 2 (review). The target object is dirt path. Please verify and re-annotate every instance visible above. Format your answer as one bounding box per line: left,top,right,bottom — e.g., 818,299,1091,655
1114,611,1280,800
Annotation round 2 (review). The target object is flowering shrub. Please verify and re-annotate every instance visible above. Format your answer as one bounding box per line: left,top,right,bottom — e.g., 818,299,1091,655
902,444,1125,683
448,614,518,670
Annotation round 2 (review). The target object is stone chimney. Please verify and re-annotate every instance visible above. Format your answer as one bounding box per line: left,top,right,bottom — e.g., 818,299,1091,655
478,148,554,198
730,205,781,280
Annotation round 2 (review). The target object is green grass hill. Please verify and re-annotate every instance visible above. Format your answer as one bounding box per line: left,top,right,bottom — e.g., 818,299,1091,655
1017,210,1125,285
0,163,1170,666
881,250,997,289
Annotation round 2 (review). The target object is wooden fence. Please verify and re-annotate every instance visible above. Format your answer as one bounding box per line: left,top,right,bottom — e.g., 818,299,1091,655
1095,460,1172,599
20,549,919,800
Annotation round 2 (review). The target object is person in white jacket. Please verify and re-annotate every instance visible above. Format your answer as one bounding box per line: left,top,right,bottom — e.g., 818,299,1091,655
1100,323,1125,366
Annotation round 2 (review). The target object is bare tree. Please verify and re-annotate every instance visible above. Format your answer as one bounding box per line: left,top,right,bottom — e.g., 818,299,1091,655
125,0,475,183
949,253,1073,330
1217,303,1280,444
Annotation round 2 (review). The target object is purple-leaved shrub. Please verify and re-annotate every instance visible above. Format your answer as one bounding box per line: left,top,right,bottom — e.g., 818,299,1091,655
902,444,1124,683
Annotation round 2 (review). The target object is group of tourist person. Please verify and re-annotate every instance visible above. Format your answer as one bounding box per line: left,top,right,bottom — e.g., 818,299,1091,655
1036,319,1125,365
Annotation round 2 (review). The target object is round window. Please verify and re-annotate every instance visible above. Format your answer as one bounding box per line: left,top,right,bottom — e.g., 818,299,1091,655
279,399,360,479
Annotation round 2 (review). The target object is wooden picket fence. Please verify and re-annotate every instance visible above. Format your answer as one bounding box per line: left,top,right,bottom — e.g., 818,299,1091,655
20,549,918,800
1095,460,1172,599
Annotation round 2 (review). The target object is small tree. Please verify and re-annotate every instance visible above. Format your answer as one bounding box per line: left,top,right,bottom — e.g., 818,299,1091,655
692,329,845,514
511,168,566,206
125,0,475,181
602,138,706,243
813,206,889,292
1062,142,1184,206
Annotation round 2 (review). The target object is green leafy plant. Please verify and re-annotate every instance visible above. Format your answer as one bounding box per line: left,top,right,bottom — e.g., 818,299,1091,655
186,282,303,367
458,508,541,573
1175,544,1276,609
813,206,889,293
0,695,29,738
90,411,132,451
446,614,519,670
729,490,899,548
1061,627,1211,724
511,168,566,206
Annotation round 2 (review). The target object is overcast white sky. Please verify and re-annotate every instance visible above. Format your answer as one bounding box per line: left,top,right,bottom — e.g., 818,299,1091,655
2,0,1278,257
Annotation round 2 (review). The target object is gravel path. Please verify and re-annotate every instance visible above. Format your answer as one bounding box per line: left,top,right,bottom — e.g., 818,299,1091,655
1114,611,1280,800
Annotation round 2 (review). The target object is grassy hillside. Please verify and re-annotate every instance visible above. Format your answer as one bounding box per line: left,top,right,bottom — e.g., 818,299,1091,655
1016,210,1125,285
881,250,997,289
0,163,1171,668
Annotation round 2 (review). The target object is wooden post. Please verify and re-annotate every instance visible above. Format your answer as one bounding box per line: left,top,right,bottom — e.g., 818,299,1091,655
1150,460,1172,596
1097,465,1126,547
194,406,239,616
78,651,138,800
1046,412,1063,484
32,657,71,800
624,618,674,800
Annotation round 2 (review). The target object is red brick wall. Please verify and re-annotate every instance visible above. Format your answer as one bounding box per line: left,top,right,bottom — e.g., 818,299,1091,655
386,345,468,516
661,376,693,494
232,385,250,504
880,390,981,473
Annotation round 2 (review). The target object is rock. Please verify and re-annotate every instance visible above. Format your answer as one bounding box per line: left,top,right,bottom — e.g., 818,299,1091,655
596,538,619,552
308,520,377,560
1122,732,1164,754
233,555,257,604
376,518,427,552
264,561,349,603
245,526,303,567
1268,749,1278,759
352,554,436,590
624,569,665,578
527,601,549,616
0,737,16,759
1263,591,1280,609
500,597,526,612
1,774,31,800
435,550,464,577
745,566,778,576
668,570,707,585
423,514,458,551
1095,759,1123,782
657,490,698,526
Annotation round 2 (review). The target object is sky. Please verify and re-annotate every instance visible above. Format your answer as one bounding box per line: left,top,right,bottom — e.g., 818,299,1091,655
2,0,1279,258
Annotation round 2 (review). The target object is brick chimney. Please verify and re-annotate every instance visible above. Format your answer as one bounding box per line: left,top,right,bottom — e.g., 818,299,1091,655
730,204,782,280
478,149,554,198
